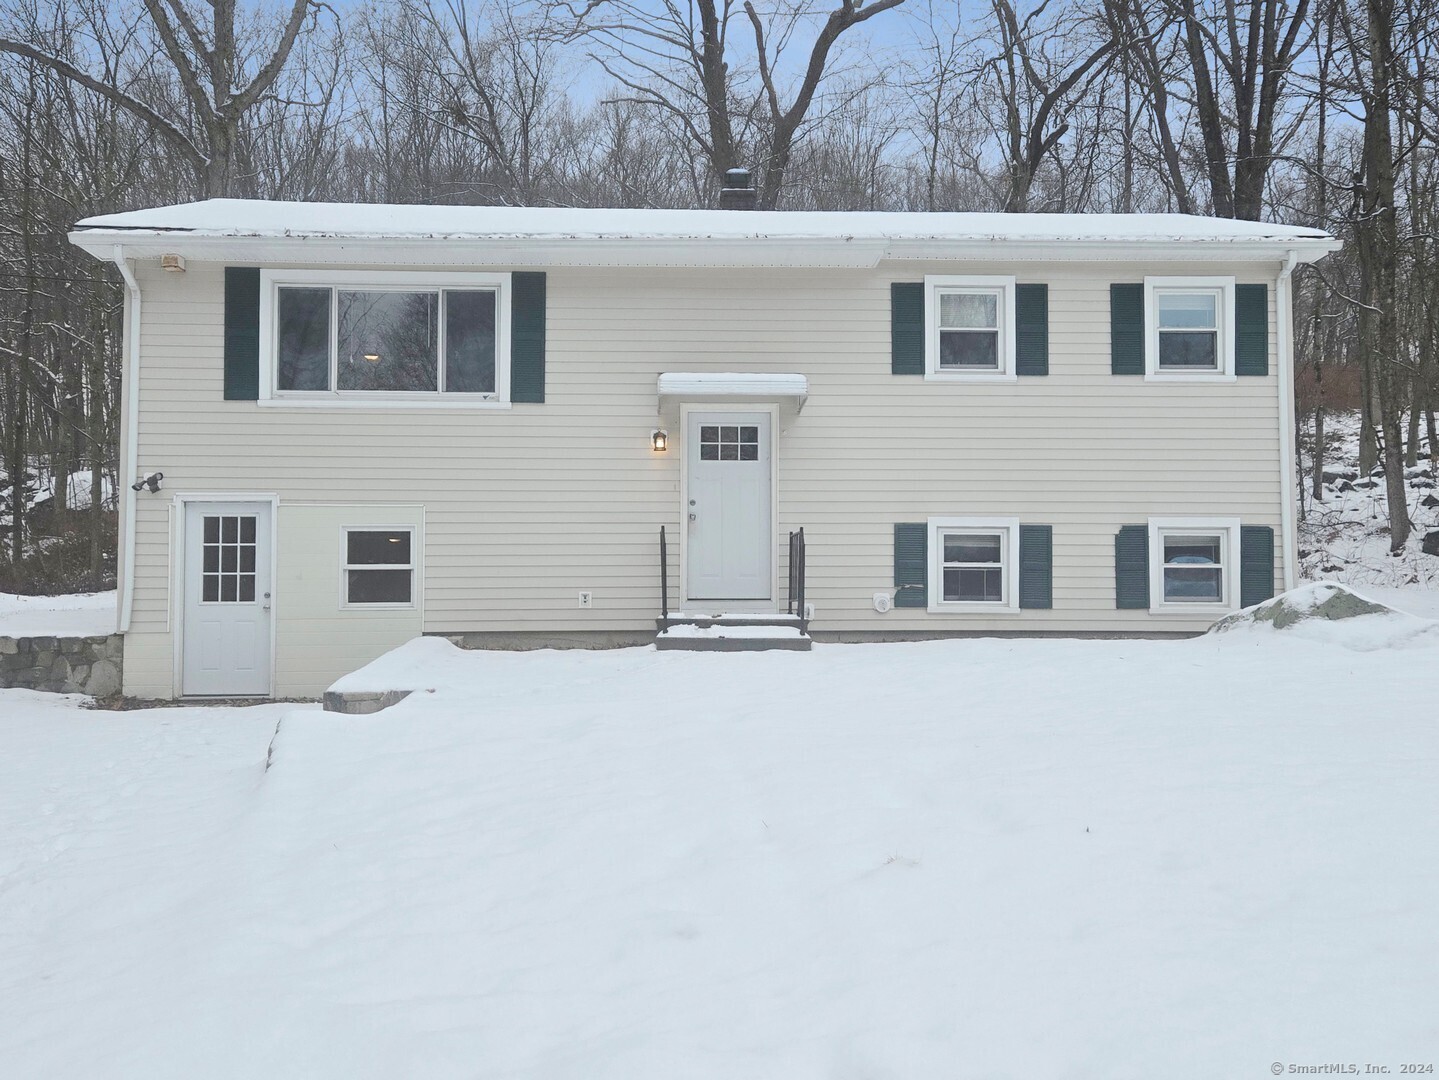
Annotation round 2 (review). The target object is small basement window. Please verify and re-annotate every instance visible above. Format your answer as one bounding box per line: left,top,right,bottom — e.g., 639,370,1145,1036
264,270,510,402
924,276,1016,380
343,527,416,607
1144,277,1235,379
1147,518,1239,612
927,517,1021,613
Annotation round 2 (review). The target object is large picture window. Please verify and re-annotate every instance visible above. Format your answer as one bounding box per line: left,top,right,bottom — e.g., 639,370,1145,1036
263,270,509,402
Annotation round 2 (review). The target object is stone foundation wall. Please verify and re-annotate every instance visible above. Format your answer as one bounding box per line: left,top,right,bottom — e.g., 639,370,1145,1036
0,634,124,696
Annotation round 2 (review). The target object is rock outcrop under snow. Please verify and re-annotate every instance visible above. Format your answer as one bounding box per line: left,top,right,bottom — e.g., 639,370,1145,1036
1212,582,1439,650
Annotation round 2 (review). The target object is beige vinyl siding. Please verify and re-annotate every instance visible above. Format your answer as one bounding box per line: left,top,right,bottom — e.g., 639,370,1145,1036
120,258,1284,696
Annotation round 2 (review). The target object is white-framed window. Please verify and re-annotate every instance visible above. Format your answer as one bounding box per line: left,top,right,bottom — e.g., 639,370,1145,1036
1147,517,1240,613
342,526,417,608
927,516,1021,613
924,275,1017,381
1144,276,1236,380
260,269,511,405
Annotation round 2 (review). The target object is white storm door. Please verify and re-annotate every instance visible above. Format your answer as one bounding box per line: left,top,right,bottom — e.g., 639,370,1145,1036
686,412,772,601
182,501,272,696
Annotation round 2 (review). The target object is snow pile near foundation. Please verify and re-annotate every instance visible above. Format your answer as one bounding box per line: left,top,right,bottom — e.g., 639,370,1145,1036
327,634,475,693
1212,582,1439,650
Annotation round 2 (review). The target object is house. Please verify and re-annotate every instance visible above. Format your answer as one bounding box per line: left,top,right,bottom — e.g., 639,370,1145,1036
69,185,1340,698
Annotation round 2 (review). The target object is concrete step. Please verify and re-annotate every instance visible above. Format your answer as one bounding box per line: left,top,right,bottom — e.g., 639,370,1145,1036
654,622,812,652
657,612,803,631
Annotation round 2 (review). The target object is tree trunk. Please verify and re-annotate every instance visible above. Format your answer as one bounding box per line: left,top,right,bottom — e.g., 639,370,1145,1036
1426,398,1437,477
1405,390,1421,466
1359,379,1379,475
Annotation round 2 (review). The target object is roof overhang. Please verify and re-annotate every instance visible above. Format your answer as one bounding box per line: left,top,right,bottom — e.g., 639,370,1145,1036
68,231,1341,269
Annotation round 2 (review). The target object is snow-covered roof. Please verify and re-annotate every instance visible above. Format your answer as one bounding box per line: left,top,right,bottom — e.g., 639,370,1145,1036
69,199,1340,268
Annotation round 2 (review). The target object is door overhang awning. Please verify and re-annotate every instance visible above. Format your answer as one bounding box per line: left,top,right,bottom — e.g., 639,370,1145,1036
657,372,808,417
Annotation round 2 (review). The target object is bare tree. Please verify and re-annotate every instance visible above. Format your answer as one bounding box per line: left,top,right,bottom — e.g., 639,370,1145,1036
1,0,331,195
565,0,904,207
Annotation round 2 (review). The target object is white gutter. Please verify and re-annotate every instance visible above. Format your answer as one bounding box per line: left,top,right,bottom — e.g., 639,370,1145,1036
112,245,141,632
1276,250,1300,591
69,231,1344,270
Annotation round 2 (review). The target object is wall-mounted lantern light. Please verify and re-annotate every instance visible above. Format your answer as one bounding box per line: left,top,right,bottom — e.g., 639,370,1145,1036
651,429,669,452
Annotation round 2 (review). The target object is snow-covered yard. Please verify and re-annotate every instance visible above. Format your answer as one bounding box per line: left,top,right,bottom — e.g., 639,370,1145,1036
0,589,116,637
2,615,1437,1078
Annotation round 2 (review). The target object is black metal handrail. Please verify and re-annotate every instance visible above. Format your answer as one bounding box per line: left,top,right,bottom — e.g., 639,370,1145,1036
659,524,669,620
787,527,807,630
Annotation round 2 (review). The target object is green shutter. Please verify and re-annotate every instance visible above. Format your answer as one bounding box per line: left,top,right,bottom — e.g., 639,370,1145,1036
223,267,260,401
891,283,925,375
1240,525,1276,607
1110,284,1144,375
893,522,927,607
511,271,547,402
1018,525,1053,609
1015,284,1049,376
1235,283,1269,376
1115,525,1150,609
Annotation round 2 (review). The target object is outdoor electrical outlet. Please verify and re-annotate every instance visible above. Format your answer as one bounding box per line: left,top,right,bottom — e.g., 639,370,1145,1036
578,591,592,608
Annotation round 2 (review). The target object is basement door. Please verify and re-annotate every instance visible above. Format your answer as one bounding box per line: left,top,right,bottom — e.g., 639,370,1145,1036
182,501,272,696
686,411,772,601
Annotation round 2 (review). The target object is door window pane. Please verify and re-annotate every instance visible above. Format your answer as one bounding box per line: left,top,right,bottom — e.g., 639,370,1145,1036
444,290,497,393
337,291,438,391
200,514,260,606
699,423,761,463
277,287,331,390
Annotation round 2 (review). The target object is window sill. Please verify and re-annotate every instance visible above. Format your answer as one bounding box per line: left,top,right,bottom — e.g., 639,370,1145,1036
1142,372,1237,384
923,371,1018,383
1147,603,1235,616
925,602,1022,615
257,397,512,410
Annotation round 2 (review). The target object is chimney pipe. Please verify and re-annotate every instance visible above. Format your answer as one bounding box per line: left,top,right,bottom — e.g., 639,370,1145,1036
719,167,757,210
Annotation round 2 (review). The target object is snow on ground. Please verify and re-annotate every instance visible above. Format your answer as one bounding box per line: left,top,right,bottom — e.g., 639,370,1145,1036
3,626,1437,1079
1299,410,1439,599
0,590,116,637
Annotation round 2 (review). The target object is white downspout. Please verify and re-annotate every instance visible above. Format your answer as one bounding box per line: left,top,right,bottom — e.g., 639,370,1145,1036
1276,250,1300,592
112,245,142,632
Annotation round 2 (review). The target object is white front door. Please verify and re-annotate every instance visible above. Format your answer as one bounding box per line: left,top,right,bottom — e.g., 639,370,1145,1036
686,411,772,602
182,501,272,696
